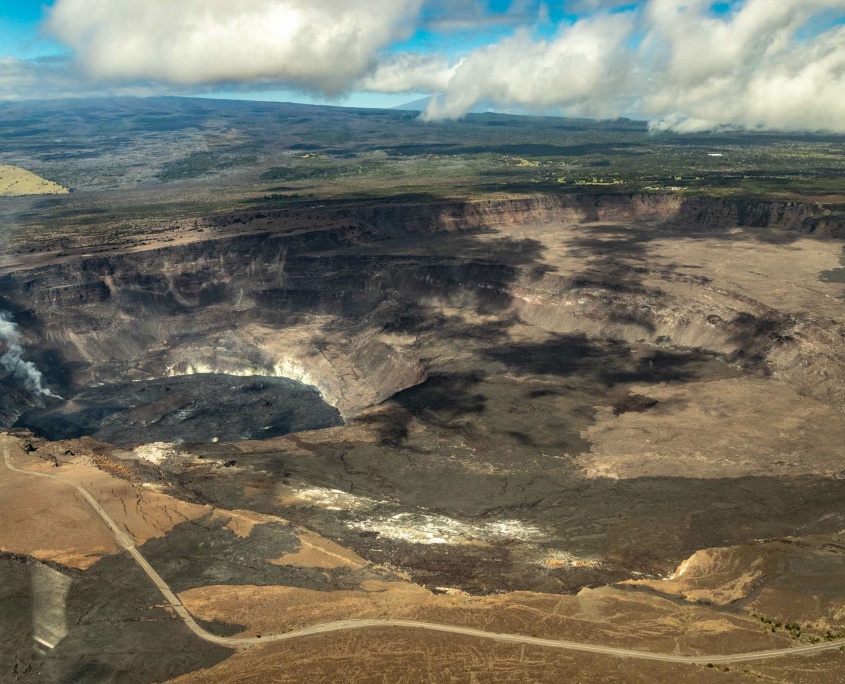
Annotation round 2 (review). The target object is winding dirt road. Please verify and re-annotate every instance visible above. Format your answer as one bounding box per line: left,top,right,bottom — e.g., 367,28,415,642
3,432,844,665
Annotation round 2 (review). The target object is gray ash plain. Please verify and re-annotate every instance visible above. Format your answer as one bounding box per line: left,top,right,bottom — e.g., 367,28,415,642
0,554,232,684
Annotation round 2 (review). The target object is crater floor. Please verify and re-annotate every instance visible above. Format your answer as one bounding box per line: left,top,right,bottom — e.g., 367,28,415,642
15,374,342,445
2,194,845,683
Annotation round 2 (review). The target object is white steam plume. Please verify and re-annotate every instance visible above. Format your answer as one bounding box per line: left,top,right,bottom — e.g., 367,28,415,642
0,313,60,399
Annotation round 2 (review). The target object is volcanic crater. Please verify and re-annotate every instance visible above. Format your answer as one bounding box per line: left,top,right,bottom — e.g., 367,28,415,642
3,193,845,595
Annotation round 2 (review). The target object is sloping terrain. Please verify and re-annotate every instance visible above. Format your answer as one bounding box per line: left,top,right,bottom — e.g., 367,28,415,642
2,191,845,682
2,98,845,683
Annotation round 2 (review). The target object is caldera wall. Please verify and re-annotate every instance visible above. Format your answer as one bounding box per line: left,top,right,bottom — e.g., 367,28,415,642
1,193,844,429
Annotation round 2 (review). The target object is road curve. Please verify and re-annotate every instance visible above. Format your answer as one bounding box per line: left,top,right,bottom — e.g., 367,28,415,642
3,433,844,665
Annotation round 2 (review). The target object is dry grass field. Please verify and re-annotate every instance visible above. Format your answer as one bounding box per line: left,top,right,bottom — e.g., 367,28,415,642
0,165,67,196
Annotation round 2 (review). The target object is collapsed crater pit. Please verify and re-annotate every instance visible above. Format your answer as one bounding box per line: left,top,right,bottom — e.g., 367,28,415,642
14,374,342,445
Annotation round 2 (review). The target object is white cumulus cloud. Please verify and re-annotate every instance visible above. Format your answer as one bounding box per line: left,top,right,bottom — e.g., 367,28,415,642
45,0,424,95
418,0,845,132
360,53,459,94
14,0,845,132
642,0,845,131
421,12,636,120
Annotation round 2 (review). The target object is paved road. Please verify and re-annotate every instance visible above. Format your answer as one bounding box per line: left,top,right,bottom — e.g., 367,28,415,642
3,433,844,665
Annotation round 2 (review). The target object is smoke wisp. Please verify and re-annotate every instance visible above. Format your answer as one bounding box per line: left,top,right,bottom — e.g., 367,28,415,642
0,313,60,399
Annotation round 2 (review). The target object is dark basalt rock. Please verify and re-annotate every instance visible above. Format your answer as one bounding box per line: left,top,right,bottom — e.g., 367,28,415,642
14,374,343,445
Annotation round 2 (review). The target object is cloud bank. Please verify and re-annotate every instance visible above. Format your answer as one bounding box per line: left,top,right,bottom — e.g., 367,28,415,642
421,13,635,120
46,0,424,95
3,0,843,132
421,0,845,131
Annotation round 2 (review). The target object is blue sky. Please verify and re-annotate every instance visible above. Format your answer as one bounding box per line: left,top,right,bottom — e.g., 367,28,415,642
0,1,57,59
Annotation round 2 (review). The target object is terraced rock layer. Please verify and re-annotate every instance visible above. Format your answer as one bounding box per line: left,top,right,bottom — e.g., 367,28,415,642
1,193,843,427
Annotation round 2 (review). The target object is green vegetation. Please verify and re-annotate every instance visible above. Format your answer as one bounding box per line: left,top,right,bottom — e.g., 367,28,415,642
1,97,843,201
158,151,257,181
1,96,844,253
260,156,385,182
751,612,845,643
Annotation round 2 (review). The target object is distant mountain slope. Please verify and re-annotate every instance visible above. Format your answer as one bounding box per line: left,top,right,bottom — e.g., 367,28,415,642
393,96,498,115
393,97,432,112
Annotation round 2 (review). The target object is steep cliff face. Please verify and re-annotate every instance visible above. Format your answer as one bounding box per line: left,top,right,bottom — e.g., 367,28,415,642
0,232,434,425
347,194,845,238
201,194,845,242
1,193,844,430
